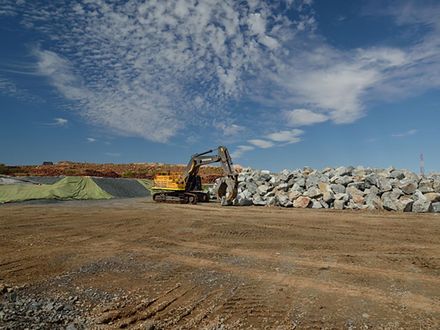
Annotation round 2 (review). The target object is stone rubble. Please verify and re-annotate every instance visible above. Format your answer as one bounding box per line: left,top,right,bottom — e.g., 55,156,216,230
212,167,440,213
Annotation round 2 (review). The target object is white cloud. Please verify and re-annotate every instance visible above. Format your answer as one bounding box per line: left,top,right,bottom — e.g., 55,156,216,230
215,122,245,136
46,117,68,127
87,137,96,142
248,139,274,148
266,129,304,143
285,109,328,126
7,1,307,142
55,118,68,125
392,129,418,138
234,129,303,157
231,145,255,158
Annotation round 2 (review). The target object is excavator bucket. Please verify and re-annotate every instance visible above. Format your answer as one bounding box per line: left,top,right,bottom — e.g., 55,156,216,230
216,176,238,206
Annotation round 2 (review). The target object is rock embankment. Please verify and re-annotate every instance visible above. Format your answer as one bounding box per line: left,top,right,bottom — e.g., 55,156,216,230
215,167,440,213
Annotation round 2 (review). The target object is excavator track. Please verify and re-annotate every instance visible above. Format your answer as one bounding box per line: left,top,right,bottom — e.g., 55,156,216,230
152,191,199,204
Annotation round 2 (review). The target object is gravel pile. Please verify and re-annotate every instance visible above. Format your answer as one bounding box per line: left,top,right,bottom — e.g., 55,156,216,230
0,284,85,330
213,167,440,213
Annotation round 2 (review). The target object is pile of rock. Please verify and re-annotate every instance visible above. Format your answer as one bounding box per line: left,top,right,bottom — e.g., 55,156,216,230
213,167,440,213
0,284,84,329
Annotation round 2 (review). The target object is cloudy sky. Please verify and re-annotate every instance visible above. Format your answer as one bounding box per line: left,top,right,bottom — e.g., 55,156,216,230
1,0,439,172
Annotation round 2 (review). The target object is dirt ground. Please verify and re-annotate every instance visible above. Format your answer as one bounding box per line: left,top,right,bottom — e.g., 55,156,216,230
1,199,439,329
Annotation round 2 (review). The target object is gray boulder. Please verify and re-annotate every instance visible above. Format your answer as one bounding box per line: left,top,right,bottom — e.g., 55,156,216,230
294,177,306,188
378,177,392,192
432,202,440,213
257,184,270,195
433,179,440,193
306,173,328,189
364,173,379,187
322,191,335,203
399,180,417,195
334,199,345,210
335,166,352,176
390,170,405,180
419,180,434,193
330,184,346,194
304,186,323,198
365,195,383,210
252,195,267,206
382,190,403,211
277,194,293,207
398,196,413,212
311,199,323,209
334,175,354,186
334,193,349,202
412,194,433,213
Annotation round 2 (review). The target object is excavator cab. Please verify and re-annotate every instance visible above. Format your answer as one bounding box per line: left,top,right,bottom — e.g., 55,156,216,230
152,146,238,205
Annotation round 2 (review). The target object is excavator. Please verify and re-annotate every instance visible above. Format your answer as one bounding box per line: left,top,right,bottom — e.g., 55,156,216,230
152,146,238,205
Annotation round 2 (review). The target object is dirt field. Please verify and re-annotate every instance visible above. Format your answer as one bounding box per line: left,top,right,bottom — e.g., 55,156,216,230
1,199,439,329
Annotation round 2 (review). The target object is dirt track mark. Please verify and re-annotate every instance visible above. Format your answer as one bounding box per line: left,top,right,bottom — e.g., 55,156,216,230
164,252,440,314
154,239,440,285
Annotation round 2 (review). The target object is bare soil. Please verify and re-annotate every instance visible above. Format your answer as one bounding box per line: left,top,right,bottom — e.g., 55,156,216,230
1,199,439,329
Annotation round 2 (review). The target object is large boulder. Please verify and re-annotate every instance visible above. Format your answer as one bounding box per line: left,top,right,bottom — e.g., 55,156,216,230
330,184,346,194
304,186,323,199
293,196,311,208
334,166,353,176
418,180,434,193
378,177,392,193
334,175,354,186
333,199,345,210
257,184,270,195
235,193,253,206
364,173,379,187
381,190,403,211
322,191,335,203
334,193,349,202
423,192,440,203
346,186,366,197
412,193,433,213
398,196,413,212
365,195,383,210
351,194,365,205
433,179,440,193
399,180,417,195
306,173,328,189
288,190,302,201
311,199,323,209
390,170,405,180
277,193,293,207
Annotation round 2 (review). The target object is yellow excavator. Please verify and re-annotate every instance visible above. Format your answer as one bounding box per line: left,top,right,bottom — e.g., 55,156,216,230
152,146,238,205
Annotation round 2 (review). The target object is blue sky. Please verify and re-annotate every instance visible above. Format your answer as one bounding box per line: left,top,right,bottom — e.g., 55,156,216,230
0,0,439,173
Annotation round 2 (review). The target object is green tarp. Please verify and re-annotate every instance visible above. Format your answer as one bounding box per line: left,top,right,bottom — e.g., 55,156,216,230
0,176,113,203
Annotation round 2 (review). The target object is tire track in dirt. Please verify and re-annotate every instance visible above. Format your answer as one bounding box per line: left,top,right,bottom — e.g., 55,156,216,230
163,251,440,314
155,239,440,285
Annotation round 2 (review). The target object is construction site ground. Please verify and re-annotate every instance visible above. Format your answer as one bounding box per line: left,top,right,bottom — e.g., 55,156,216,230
1,199,439,329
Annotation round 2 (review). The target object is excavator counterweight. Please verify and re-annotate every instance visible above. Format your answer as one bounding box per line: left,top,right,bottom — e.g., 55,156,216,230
152,146,238,205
